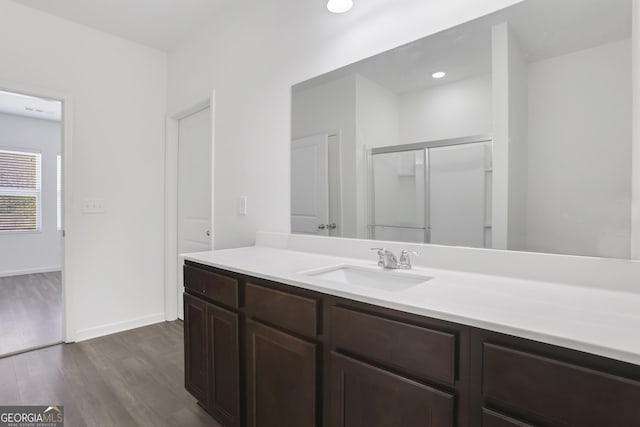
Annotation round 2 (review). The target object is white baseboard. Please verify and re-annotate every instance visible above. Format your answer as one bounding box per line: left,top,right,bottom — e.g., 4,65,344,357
74,313,165,342
0,266,62,277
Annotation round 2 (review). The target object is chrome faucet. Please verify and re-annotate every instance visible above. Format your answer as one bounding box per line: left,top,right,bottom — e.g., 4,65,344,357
371,248,418,270
371,248,399,269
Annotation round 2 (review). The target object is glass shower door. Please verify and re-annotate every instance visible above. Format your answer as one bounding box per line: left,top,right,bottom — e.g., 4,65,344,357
370,149,427,243
429,142,490,248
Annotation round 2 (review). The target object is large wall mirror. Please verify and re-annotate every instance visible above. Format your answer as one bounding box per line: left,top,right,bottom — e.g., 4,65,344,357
291,0,635,259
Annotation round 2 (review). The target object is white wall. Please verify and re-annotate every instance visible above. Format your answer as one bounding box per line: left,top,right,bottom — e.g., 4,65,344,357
167,0,522,250
0,2,168,340
292,75,357,237
527,39,632,258
491,24,512,250
491,23,529,252
0,113,61,276
399,74,492,144
632,0,640,258
355,75,400,238
506,26,528,251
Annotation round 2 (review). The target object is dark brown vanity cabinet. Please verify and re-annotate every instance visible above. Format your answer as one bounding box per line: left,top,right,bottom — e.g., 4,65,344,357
184,292,209,405
206,303,240,427
475,334,640,427
481,409,534,427
184,261,640,427
330,305,458,385
184,265,241,427
244,281,320,427
330,352,455,426
246,319,317,427
329,305,462,427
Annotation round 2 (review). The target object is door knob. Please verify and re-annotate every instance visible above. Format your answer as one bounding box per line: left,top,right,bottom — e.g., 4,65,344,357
206,230,211,236
327,223,337,230
317,224,326,230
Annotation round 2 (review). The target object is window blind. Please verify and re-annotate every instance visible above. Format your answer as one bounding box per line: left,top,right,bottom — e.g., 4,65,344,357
0,149,42,231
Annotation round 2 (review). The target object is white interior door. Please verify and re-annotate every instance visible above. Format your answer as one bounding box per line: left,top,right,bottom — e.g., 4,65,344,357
177,107,212,319
291,135,329,235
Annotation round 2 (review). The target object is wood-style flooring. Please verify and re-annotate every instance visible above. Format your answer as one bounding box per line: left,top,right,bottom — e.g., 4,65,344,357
0,321,219,427
0,271,63,356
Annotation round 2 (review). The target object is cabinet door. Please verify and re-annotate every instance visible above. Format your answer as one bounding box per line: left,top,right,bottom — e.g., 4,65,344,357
207,304,240,427
184,293,209,405
246,319,317,427
331,352,454,427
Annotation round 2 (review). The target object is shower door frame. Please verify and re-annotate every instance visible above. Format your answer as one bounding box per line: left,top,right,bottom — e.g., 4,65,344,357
367,134,493,243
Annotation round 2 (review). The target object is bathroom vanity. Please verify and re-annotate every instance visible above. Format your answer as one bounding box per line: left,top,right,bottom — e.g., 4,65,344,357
179,0,640,424
182,244,640,427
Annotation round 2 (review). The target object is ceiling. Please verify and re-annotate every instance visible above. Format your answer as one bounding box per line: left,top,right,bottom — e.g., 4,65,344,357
10,0,631,81
295,0,631,95
0,91,62,122
11,0,233,51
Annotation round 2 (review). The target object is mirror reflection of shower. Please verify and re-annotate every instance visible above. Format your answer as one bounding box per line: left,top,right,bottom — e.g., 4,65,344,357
368,135,492,248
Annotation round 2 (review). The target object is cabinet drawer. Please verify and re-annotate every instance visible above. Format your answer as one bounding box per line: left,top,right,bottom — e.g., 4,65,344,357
184,265,239,308
483,343,640,426
482,409,534,427
331,306,456,385
331,352,454,427
245,282,318,337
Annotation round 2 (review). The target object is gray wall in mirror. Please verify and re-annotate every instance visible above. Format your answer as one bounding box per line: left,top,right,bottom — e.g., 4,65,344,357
290,0,636,260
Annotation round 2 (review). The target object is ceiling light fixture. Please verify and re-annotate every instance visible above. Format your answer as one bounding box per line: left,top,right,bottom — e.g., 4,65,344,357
432,71,446,79
327,0,353,13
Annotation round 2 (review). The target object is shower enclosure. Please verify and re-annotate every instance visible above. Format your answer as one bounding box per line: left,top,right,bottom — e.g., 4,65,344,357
368,135,493,248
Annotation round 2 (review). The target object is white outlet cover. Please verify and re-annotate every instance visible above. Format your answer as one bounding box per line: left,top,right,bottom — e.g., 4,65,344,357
82,198,106,214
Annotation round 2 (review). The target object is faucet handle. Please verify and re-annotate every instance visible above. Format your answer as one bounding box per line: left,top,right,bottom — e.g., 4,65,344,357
400,250,418,259
371,248,386,266
399,250,418,268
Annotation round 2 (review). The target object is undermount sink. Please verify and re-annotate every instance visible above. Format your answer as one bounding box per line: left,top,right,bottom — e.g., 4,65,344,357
301,265,433,292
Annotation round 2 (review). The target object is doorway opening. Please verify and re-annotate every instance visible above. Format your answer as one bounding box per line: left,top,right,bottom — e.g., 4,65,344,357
176,106,212,319
0,89,65,357
164,96,215,322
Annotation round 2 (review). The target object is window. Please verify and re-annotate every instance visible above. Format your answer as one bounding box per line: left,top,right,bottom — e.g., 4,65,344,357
57,154,61,230
0,149,42,232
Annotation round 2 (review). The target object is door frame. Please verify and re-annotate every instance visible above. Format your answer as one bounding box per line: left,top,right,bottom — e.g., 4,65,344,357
165,92,215,321
328,132,344,237
0,79,74,342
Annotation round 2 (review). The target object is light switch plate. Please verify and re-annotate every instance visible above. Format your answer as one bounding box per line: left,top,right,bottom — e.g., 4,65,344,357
238,196,247,216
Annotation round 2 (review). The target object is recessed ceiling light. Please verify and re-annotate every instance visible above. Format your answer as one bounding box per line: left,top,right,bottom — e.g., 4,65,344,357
432,71,446,79
327,0,353,13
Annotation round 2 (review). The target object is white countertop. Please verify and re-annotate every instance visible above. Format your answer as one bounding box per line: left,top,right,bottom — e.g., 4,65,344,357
184,246,640,366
